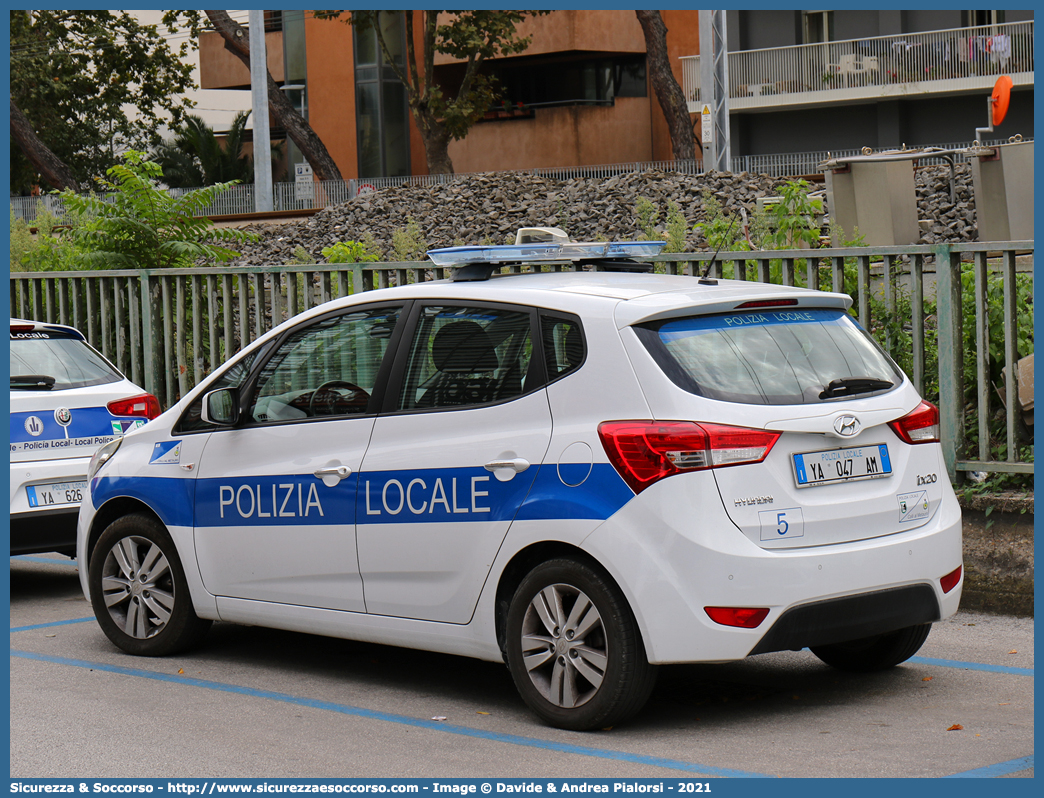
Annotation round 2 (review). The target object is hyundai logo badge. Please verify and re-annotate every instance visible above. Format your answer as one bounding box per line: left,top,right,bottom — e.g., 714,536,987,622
834,415,860,437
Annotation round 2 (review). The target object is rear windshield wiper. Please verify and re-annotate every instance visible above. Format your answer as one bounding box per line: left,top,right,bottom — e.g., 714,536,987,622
819,377,893,400
11,375,56,390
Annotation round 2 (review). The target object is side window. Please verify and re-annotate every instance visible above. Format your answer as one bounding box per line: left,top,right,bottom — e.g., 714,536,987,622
174,342,272,433
246,306,400,423
541,314,585,381
398,305,534,411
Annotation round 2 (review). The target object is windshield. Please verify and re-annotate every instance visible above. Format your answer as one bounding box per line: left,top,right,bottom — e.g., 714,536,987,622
10,332,123,390
635,308,903,405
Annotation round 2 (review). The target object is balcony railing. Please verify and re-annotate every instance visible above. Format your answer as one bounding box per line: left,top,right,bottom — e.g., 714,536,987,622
682,20,1033,112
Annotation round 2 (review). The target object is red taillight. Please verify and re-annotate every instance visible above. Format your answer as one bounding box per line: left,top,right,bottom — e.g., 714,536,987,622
734,299,798,309
107,393,162,420
598,420,780,494
940,565,962,594
888,400,940,444
10,323,34,333
705,607,770,628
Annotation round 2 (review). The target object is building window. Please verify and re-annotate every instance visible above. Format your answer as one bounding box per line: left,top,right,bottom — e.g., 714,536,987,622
963,10,1005,28
354,12,411,178
487,54,647,109
803,10,834,44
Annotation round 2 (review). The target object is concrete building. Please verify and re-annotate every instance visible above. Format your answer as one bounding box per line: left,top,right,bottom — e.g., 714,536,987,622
198,9,1033,180
198,10,700,180
681,9,1034,158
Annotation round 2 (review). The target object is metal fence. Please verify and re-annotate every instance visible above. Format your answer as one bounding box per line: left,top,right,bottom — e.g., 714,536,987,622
10,137,1030,223
10,241,1033,482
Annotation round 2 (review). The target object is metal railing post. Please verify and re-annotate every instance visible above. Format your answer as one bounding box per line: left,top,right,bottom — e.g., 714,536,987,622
934,244,964,484
138,271,162,404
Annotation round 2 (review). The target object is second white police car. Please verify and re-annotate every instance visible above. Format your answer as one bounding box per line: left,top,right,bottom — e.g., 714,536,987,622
77,230,962,730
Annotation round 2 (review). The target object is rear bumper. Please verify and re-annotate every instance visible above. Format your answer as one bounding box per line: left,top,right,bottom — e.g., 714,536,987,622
748,583,939,654
580,472,963,664
11,508,79,555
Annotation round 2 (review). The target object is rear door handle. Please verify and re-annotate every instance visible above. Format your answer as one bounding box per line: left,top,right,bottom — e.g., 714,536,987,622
484,458,530,481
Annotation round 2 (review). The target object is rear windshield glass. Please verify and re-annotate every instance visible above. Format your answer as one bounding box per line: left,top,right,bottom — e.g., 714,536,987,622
635,308,904,405
10,331,123,390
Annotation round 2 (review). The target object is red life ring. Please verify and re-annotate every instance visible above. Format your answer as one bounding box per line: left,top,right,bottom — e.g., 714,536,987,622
992,75,1013,127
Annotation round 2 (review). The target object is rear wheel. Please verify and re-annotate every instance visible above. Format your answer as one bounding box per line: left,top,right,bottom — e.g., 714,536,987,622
810,623,931,672
88,513,210,657
505,558,657,730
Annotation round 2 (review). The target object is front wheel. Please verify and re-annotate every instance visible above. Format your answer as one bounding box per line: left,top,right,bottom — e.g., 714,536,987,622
505,558,657,730
810,623,931,672
88,513,211,657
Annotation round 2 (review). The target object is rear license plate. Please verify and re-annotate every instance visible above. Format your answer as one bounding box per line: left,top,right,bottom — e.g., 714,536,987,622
27,481,87,508
792,444,891,488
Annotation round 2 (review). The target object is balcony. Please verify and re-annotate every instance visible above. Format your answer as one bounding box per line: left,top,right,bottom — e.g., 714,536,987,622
682,21,1033,112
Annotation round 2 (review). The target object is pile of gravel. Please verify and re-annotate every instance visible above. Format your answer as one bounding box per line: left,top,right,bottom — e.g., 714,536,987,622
228,164,977,266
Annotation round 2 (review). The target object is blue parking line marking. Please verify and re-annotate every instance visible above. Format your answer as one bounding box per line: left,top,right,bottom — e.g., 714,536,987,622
11,649,772,778
10,555,78,566
908,655,1034,677
943,755,1034,778
11,617,95,633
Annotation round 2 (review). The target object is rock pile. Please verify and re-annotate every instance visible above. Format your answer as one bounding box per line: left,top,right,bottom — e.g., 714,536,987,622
228,164,977,266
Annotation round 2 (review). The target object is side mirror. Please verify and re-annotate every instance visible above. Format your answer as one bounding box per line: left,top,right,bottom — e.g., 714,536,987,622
201,388,240,426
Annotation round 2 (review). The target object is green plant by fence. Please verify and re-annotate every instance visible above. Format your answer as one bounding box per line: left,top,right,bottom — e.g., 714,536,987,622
10,241,1033,484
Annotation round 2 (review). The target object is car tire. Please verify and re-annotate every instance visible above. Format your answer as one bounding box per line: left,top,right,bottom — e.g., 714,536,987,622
810,623,931,672
505,557,657,730
88,513,211,657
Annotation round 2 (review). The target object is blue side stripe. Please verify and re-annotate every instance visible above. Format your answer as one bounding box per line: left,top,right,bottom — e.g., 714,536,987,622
10,406,138,443
10,649,772,778
96,464,636,529
515,463,634,521
355,467,534,524
91,475,196,528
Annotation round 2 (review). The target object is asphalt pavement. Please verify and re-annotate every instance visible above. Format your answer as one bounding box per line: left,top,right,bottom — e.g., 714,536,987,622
9,553,1033,780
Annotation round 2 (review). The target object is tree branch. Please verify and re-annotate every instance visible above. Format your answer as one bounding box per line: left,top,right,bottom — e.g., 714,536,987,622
10,98,81,192
203,9,343,181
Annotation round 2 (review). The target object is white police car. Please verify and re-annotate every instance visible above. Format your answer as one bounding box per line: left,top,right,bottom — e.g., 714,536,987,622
11,319,160,556
76,231,962,730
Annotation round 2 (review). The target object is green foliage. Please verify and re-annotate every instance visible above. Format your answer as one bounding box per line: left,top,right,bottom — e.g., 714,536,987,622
765,179,823,249
321,236,382,264
694,192,751,252
635,197,688,253
664,201,688,254
391,217,427,261
286,246,316,266
10,11,197,194
10,207,76,271
59,150,259,270
153,112,258,188
636,197,658,241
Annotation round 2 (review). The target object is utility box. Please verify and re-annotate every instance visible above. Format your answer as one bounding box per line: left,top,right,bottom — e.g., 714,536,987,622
825,160,919,246
970,140,1034,241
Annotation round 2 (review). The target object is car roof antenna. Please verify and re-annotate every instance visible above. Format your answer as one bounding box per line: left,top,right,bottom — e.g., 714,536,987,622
699,212,737,283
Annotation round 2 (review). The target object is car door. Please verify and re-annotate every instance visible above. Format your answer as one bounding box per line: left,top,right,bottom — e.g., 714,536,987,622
192,303,405,611
357,302,553,623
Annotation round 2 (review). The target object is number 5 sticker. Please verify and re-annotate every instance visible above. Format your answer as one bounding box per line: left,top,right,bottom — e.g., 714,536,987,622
759,507,804,541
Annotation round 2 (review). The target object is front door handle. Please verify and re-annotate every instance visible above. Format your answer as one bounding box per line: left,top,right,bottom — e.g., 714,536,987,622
314,464,351,487
484,458,530,482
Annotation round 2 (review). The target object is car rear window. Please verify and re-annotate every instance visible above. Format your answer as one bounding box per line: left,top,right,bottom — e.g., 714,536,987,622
10,331,123,390
634,308,904,405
